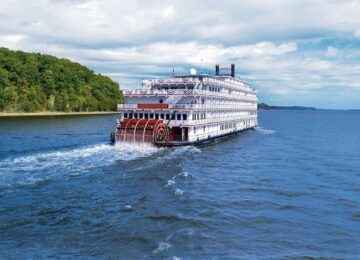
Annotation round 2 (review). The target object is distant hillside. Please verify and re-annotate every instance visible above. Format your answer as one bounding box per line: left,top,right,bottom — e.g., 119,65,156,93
258,102,317,110
0,47,123,112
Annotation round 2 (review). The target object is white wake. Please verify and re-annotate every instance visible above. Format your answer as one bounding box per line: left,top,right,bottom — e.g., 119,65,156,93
0,142,160,188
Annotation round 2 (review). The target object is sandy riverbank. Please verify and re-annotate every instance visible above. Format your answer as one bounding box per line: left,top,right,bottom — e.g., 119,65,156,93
0,111,119,117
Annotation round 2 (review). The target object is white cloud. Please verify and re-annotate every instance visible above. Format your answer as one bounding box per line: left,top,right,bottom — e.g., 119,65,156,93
325,46,339,57
0,34,26,49
161,6,175,18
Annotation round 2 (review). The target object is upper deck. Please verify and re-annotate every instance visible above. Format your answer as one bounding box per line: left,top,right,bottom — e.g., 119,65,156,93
119,64,258,111
138,75,256,94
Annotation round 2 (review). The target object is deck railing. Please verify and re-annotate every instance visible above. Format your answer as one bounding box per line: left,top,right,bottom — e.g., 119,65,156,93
146,77,255,93
117,103,257,111
123,89,257,102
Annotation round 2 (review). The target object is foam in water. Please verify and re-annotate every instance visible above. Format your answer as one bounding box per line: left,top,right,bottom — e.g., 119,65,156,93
178,171,191,178
121,205,133,212
157,146,201,163
255,126,276,134
132,145,202,171
175,188,184,196
0,143,202,190
165,180,176,187
153,242,172,254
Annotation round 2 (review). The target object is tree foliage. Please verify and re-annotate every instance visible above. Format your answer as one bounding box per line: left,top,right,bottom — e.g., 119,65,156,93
0,47,123,112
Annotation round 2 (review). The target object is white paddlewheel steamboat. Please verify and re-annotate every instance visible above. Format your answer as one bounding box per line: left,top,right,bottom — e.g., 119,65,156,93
112,64,258,146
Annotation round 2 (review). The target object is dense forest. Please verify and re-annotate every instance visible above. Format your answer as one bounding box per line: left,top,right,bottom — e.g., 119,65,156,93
0,47,123,112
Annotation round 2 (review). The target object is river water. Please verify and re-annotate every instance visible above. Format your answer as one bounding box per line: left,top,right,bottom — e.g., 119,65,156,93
0,110,359,258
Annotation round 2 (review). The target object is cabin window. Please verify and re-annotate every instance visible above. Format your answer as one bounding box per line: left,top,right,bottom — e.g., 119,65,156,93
160,114,165,119
177,114,181,120
203,126,206,132
183,114,187,120
150,113,154,119
194,127,196,133
145,113,149,119
139,113,143,118
134,113,138,119
159,99,163,104
166,114,170,120
124,112,128,118
155,114,159,119
171,114,176,120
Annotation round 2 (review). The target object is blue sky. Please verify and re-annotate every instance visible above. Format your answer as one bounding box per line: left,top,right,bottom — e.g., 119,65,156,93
0,0,360,109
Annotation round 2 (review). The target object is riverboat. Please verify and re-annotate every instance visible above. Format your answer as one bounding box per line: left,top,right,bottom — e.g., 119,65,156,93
112,64,258,146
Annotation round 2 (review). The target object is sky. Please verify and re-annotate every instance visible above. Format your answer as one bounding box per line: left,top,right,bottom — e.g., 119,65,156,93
0,0,360,109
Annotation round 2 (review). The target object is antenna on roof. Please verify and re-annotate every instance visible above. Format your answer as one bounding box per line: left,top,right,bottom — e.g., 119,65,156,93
200,58,203,74
171,67,175,78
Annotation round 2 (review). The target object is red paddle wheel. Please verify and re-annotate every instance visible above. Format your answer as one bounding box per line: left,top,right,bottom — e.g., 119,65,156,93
115,118,169,144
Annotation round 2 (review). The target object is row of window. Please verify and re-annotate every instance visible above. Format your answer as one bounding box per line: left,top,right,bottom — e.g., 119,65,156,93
209,86,220,92
123,112,187,121
158,86,192,90
123,112,255,122
220,123,234,130
192,121,253,134
191,113,206,120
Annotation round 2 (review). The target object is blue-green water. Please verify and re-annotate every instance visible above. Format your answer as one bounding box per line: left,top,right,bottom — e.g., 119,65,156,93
0,110,359,258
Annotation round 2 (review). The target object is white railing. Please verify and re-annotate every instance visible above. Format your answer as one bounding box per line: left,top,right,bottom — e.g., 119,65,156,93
117,103,257,111
168,104,256,110
123,89,257,102
202,77,254,94
146,76,255,93
150,77,200,84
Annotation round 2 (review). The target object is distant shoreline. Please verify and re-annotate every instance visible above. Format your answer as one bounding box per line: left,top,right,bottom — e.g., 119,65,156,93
258,103,317,110
257,103,359,111
0,111,119,117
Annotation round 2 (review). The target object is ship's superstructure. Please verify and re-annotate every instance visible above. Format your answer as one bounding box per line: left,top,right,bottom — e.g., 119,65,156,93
113,64,258,146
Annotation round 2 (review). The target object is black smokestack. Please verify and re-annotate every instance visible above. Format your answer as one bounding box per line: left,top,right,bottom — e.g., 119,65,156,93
231,64,235,77
215,64,220,76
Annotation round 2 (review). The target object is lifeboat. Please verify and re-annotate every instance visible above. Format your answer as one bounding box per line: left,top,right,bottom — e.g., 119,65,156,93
114,118,169,144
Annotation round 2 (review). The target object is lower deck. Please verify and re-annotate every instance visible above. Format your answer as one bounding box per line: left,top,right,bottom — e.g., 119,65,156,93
156,124,257,147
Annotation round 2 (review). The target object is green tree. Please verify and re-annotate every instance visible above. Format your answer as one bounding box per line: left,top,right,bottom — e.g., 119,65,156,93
0,47,123,112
